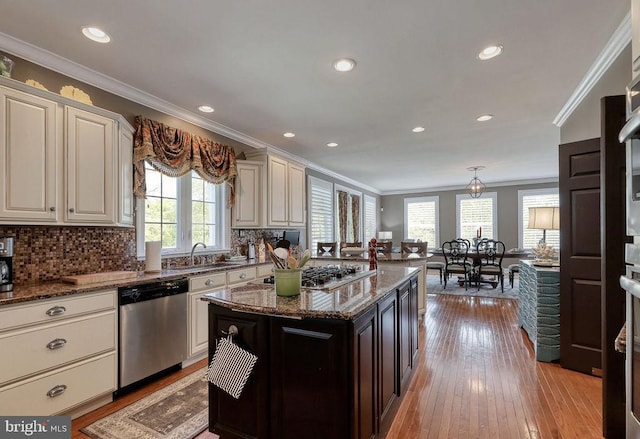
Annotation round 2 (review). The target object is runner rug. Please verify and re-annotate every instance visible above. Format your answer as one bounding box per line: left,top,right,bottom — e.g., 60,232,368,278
81,368,209,439
426,274,519,300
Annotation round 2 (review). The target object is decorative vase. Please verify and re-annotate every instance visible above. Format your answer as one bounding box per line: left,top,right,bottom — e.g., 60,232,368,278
274,268,302,296
0,56,14,78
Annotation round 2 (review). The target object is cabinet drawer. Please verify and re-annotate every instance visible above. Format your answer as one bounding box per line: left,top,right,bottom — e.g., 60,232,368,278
0,352,116,416
256,264,274,278
227,268,256,285
0,311,116,385
0,290,116,332
190,272,226,293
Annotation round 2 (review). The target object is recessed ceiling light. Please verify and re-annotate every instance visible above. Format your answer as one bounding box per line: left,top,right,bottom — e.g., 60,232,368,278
412,126,425,133
478,45,503,60
333,58,356,72
327,142,338,147
198,105,214,113
283,132,295,138
476,114,493,122
81,26,111,43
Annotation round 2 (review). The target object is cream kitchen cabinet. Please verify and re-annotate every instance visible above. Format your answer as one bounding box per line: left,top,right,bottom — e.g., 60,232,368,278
634,0,640,75
0,289,117,417
232,160,265,228
118,124,135,226
0,78,134,226
189,272,226,357
267,155,306,228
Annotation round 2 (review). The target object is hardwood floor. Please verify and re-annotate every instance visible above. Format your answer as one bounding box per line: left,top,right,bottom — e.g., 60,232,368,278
387,294,603,439
72,294,602,439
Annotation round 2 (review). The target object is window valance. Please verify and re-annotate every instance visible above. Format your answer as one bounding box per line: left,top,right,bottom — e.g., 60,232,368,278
133,116,237,206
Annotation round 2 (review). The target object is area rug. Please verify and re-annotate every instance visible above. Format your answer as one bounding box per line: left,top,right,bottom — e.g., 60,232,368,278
426,273,519,300
81,368,209,439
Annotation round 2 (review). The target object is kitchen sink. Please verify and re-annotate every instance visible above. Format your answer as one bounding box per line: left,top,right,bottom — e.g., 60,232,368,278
167,261,245,273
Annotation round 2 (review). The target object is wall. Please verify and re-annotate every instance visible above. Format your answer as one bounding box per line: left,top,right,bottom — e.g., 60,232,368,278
380,182,558,251
560,44,631,144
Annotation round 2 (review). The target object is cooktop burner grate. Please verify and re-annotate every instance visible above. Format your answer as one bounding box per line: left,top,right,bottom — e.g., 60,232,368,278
263,265,371,290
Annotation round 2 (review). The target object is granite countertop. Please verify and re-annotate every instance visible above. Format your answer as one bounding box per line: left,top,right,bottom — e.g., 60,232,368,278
201,265,419,320
0,259,272,306
312,252,432,263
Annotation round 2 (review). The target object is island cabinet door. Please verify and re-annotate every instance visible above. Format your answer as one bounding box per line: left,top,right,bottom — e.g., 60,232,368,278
377,291,399,436
352,306,378,439
410,275,419,367
398,281,412,393
208,305,269,439
270,317,350,439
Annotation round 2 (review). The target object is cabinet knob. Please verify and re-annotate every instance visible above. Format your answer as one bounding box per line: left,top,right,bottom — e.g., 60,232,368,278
45,306,66,317
46,384,67,398
49,206,56,212
69,208,75,213
239,273,247,279
205,279,213,286
46,338,67,350
222,324,238,338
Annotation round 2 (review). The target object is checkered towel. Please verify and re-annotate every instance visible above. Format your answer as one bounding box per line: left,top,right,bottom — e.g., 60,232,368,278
206,336,257,399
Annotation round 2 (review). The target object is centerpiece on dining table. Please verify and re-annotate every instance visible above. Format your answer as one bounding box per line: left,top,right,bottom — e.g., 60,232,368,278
265,242,311,296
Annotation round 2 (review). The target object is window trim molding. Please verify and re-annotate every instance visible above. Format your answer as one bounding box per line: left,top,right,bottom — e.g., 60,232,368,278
403,195,439,248
517,187,559,249
455,192,498,240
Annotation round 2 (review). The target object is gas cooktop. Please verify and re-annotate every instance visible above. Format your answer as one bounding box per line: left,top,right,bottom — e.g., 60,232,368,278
263,265,373,291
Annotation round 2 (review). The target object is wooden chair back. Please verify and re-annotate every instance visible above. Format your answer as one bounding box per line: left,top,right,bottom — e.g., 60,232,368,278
401,241,428,256
316,242,337,256
375,240,393,254
340,241,363,251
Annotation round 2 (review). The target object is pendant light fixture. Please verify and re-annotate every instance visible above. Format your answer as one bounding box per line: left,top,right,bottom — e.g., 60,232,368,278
466,166,486,198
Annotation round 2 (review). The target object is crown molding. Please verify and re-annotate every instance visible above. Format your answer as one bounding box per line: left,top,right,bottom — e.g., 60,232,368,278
553,11,631,127
380,177,558,196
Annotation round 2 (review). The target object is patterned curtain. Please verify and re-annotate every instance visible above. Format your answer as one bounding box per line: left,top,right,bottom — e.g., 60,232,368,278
133,116,237,206
351,194,360,242
338,190,348,243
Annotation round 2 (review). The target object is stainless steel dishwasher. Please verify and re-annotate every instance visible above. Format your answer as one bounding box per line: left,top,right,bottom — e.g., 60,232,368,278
117,278,189,392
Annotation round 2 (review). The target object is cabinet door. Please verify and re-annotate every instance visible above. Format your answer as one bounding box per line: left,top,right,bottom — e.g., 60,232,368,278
352,307,377,439
410,276,419,366
267,156,289,227
118,125,134,226
233,162,262,227
65,106,115,223
0,86,57,222
288,162,306,226
398,282,411,392
377,291,398,433
188,290,214,357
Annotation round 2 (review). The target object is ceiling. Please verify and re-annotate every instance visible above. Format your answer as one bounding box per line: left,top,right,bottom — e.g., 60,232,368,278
0,0,630,194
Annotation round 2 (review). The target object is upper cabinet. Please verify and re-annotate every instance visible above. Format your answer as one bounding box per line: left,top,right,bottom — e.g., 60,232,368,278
0,79,134,227
634,0,640,75
234,153,306,228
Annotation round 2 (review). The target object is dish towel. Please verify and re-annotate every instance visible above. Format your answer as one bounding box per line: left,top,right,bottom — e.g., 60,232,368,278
206,335,258,399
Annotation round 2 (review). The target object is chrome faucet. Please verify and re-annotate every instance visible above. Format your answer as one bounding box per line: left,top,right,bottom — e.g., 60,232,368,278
190,242,207,266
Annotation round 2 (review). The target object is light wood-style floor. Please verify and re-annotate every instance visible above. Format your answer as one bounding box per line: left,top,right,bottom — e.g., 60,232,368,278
72,294,602,439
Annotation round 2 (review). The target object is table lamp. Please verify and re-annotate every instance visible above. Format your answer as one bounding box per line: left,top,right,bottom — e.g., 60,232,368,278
528,206,559,262
378,231,392,241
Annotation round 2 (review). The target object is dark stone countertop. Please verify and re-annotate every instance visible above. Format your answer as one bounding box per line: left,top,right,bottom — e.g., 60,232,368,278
201,265,419,320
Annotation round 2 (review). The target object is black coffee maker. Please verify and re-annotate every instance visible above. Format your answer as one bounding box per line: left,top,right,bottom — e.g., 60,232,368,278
0,237,14,292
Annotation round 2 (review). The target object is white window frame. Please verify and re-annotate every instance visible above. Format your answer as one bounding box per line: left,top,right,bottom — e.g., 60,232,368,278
136,169,227,258
335,183,363,244
307,175,335,250
363,194,378,244
456,192,498,241
403,196,439,248
517,187,560,249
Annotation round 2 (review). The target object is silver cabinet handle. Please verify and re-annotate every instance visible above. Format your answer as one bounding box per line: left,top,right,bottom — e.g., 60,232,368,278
46,384,67,398
45,306,66,317
46,338,67,350
69,208,75,213
205,279,213,286
222,324,238,337
239,273,247,279
49,206,56,212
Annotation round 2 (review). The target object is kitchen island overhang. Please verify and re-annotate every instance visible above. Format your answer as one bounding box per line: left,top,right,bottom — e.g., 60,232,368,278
202,265,421,439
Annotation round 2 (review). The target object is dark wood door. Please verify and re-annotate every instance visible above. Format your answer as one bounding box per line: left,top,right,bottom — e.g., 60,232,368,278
377,290,398,435
559,137,602,375
600,95,628,438
398,281,411,392
270,317,349,439
410,277,419,366
352,307,377,439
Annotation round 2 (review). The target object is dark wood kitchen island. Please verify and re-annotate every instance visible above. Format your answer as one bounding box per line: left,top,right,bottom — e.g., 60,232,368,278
201,266,420,439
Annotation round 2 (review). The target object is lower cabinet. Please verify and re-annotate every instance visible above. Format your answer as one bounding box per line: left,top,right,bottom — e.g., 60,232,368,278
208,273,419,439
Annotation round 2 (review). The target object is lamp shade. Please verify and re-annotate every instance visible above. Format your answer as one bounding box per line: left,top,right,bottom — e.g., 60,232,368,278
378,231,392,240
528,207,560,230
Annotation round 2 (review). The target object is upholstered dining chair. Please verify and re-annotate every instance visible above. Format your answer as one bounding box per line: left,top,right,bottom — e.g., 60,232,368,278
475,239,506,292
375,240,393,254
400,241,428,256
316,242,337,256
442,240,471,290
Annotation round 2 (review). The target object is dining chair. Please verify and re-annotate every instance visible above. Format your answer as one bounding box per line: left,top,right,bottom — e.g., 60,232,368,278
375,240,393,254
339,241,363,251
400,241,428,256
475,239,506,292
316,242,337,256
442,240,471,290
508,263,519,288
